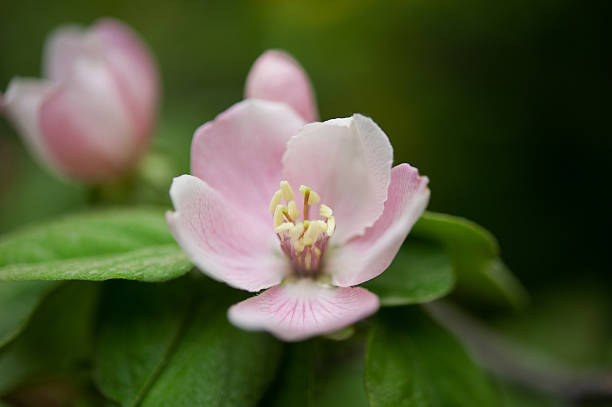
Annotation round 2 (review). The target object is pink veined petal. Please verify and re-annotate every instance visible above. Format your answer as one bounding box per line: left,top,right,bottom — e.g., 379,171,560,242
328,164,430,287
167,174,290,292
92,18,159,144
245,50,318,122
282,114,393,243
39,53,137,182
228,279,379,341
191,99,306,228
1,78,65,176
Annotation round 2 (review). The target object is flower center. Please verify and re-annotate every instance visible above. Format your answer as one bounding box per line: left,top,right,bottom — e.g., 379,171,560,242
269,181,335,275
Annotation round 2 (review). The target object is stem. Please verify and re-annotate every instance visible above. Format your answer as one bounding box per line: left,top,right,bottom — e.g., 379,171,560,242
425,301,612,404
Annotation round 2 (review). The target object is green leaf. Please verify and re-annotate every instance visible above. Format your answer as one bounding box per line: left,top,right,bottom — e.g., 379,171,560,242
412,212,527,308
0,281,100,393
363,241,455,306
94,279,196,407
94,277,283,407
0,281,58,349
0,208,192,282
365,307,499,407
260,335,370,407
310,338,370,407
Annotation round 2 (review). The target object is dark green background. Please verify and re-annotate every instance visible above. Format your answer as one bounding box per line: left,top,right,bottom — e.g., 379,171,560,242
0,0,610,291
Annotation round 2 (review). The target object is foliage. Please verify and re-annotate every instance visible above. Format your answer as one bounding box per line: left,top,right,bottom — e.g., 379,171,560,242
0,203,537,406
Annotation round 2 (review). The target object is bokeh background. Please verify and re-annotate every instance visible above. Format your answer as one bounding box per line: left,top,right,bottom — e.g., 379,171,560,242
1,0,611,385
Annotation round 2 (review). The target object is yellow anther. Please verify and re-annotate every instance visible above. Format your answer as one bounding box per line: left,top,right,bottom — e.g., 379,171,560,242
303,220,323,245
280,181,294,201
314,247,321,259
299,185,309,195
319,204,333,218
308,190,320,205
290,222,305,241
288,200,300,220
316,220,327,231
326,216,336,236
293,238,305,253
273,205,286,228
269,190,282,214
275,222,293,234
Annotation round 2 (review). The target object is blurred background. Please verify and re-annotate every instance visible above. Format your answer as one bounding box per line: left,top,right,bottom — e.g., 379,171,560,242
0,0,610,395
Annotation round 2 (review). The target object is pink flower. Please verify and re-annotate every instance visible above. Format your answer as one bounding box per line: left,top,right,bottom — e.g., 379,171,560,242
1,18,159,183
166,51,430,341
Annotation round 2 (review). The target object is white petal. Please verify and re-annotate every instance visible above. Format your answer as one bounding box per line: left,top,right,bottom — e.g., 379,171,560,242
282,114,393,243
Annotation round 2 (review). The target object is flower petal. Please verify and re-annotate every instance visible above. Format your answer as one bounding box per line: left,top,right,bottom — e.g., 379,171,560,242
92,18,159,142
228,279,379,341
167,174,289,292
44,19,159,145
43,24,85,81
191,100,306,226
245,50,318,122
39,52,136,182
328,164,430,287
2,78,64,176
282,114,393,243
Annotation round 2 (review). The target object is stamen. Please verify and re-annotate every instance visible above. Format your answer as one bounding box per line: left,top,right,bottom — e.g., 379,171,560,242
275,222,293,234
326,216,335,236
269,190,282,214
273,205,285,228
320,204,333,218
293,238,305,253
302,221,318,246
271,181,334,275
290,222,305,241
308,190,320,205
288,200,300,220
280,181,294,201
299,185,311,220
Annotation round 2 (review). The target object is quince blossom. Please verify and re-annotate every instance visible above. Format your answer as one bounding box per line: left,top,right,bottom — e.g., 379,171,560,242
167,51,429,341
1,19,159,183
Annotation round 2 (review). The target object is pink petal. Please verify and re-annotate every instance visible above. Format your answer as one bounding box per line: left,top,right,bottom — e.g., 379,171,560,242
2,78,65,176
245,50,318,122
92,18,159,143
43,25,85,81
39,53,137,182
228,279,379,341
328,164,430,287
282,114,393,243
43,19,159,146
167,175,290,292
191,100,306,227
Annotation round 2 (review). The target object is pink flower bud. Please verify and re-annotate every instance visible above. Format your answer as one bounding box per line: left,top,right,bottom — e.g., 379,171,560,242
2,18,160,183
245,50,318,123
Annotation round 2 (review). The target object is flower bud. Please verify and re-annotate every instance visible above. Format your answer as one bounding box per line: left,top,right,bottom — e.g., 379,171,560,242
245,50,318,123
2,18,160,183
